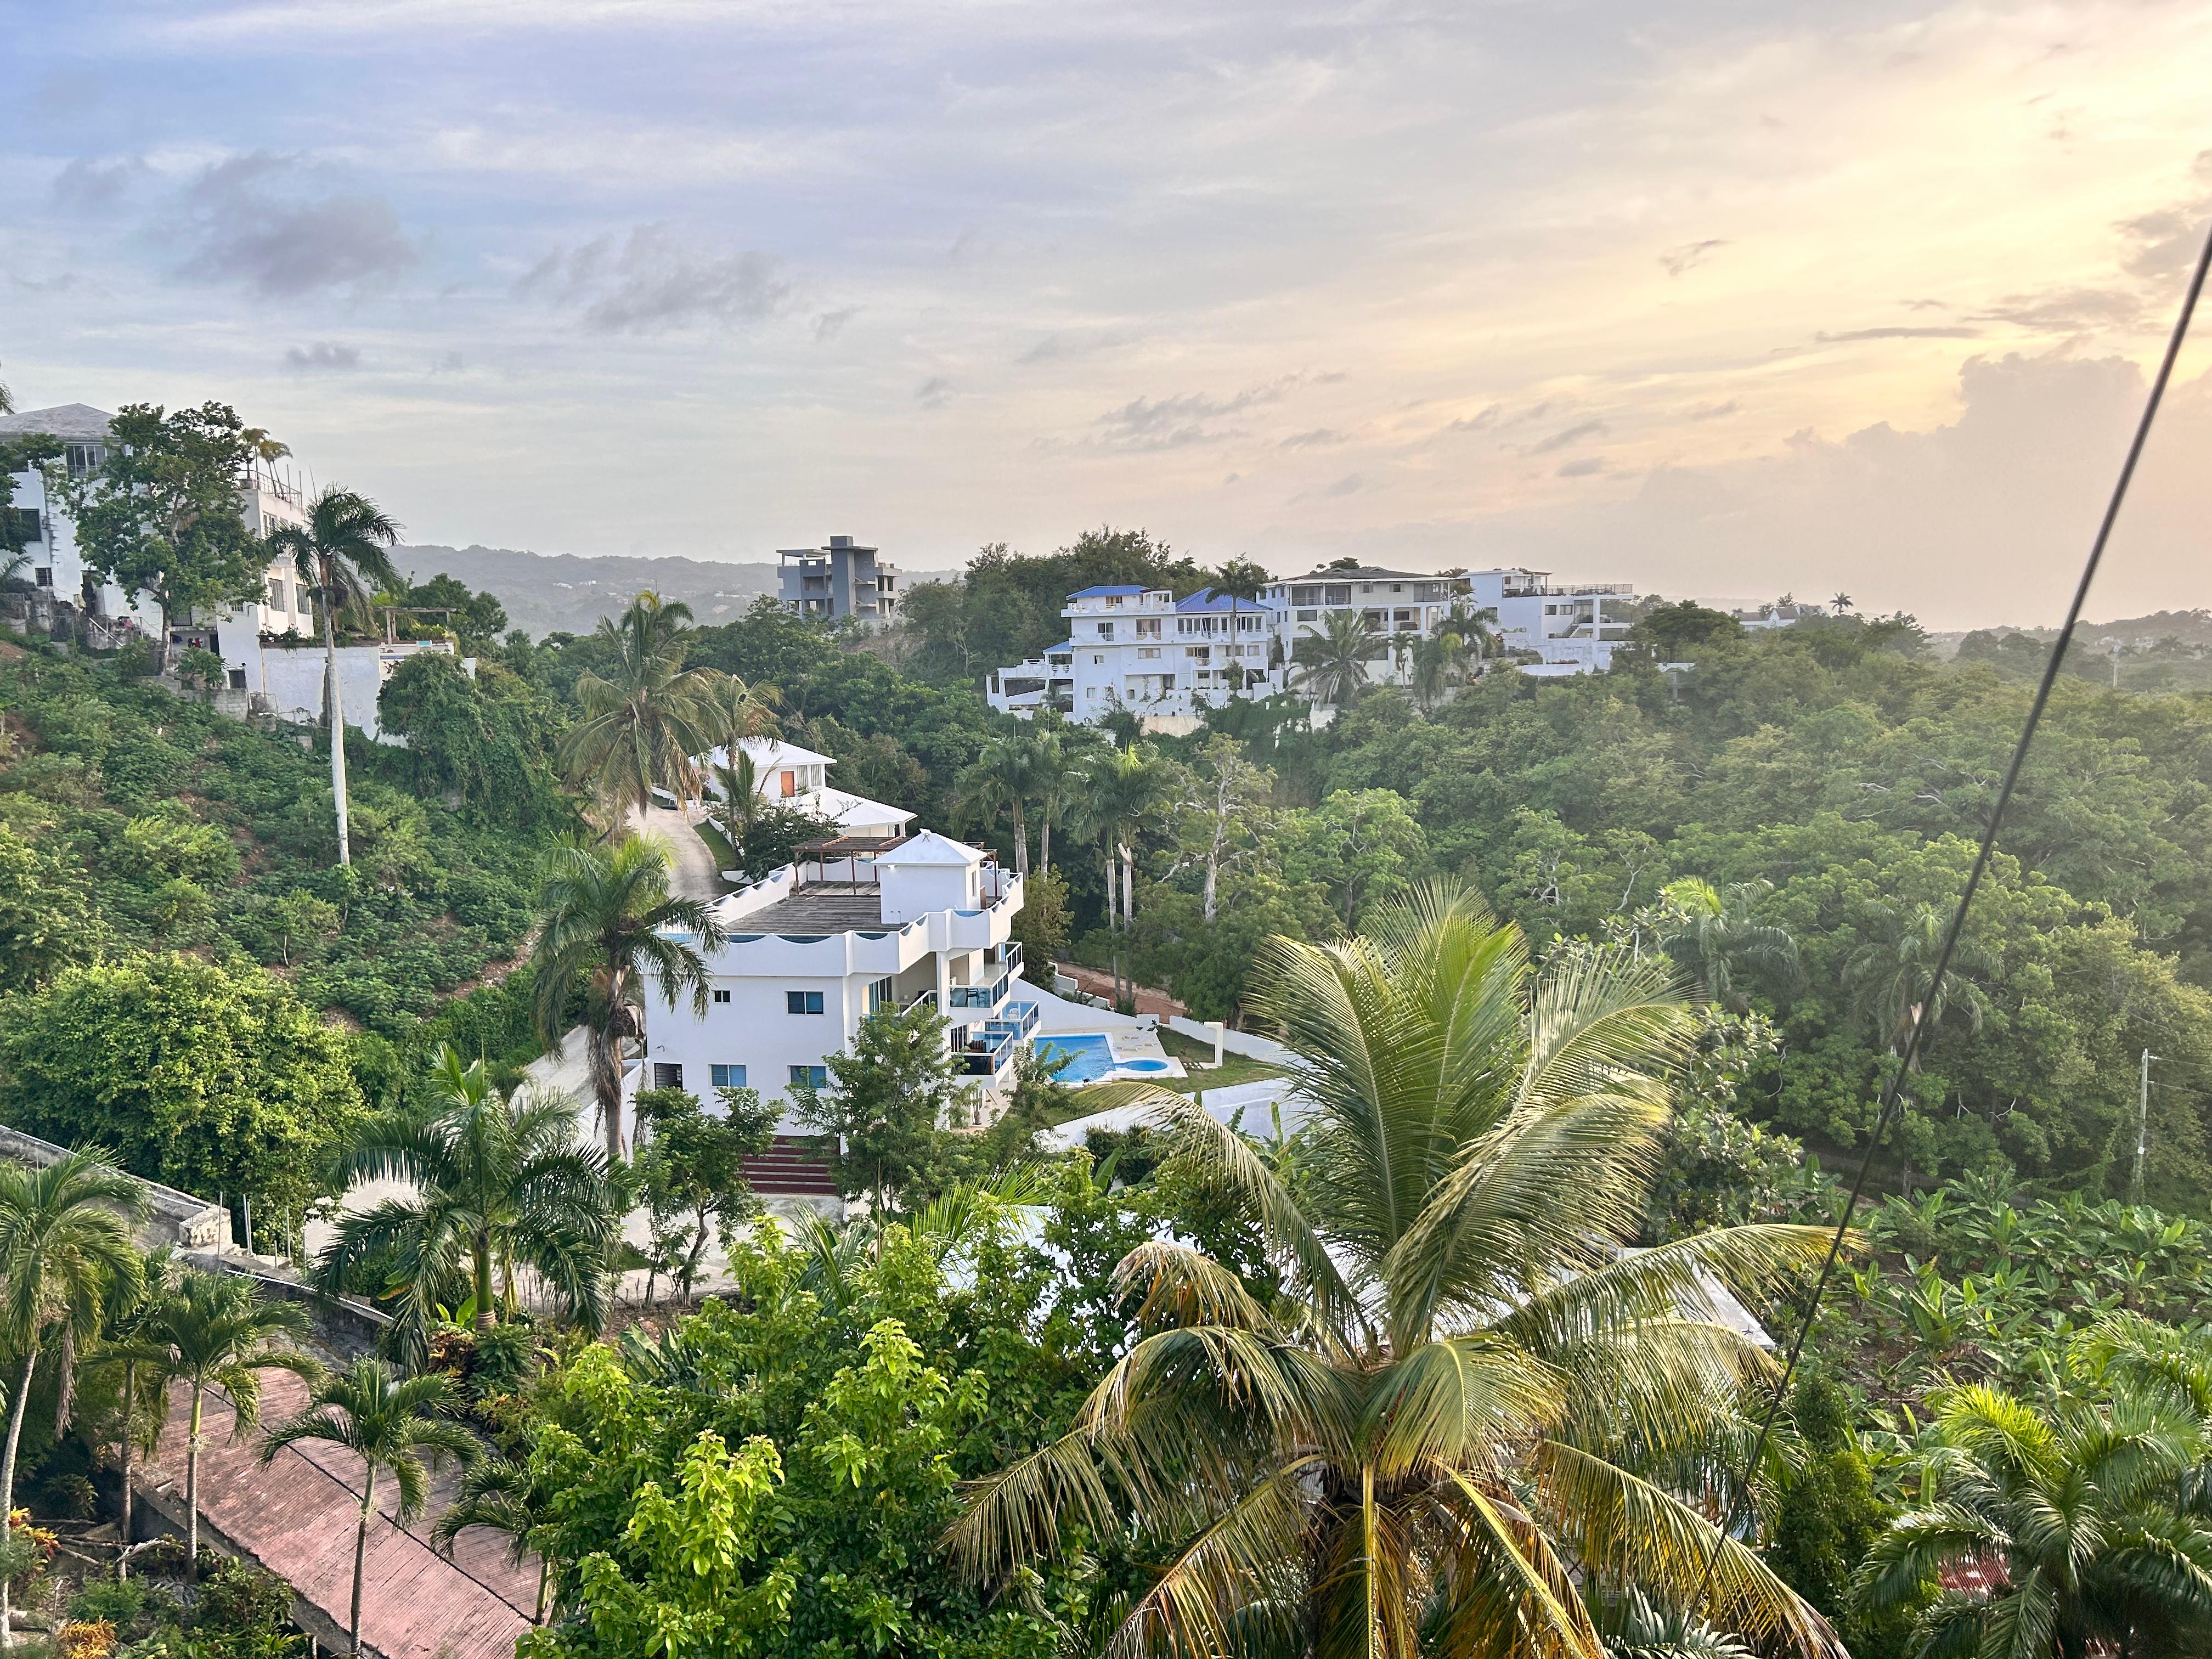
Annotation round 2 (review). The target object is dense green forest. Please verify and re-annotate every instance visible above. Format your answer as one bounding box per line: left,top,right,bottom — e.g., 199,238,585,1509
6,521,2212,1659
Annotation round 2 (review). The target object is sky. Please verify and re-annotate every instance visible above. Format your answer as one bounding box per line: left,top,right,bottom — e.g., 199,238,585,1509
4,0,2211,629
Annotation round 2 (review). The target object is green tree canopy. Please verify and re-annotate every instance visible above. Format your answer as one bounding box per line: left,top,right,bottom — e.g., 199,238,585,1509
0,952,363,1212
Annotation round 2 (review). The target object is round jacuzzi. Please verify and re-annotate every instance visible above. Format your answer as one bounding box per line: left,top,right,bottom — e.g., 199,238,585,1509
1118,1058,1172,1074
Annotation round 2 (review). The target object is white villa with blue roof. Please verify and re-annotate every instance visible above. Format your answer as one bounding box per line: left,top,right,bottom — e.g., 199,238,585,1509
985,583,1291,729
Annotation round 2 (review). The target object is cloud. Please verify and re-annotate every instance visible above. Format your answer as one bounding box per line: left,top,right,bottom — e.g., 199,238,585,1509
1091,371,1341,451
283,341,360,372
916,376,952,407
1280,428,1345,448
518,223,789,333
1448,404,1502,432
1973,287,2144,334
1685,400,1739,421
1019,329,1137,366
430,351,465,374
1528,418,1608,455
811,306,859,341
1556,456,1607,477
175,153,413,296
50,157,139,211
2117,207,2206,278
1324,472,1364,496
1660,239,1729,277
1815,326,1982,341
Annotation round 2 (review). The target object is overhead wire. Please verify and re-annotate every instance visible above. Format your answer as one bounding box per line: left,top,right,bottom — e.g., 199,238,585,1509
1683,207,2212,1628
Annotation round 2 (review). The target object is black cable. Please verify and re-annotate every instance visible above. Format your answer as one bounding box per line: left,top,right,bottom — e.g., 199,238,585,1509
1686,210,2212,1624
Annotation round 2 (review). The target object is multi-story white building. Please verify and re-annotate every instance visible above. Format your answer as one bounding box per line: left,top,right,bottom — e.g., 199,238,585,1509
1,402,314,675
985,562,1644,726
640,830,1035,1143
984,584,1291,728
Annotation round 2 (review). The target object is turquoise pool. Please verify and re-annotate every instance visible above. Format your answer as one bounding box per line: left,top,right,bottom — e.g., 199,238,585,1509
1035,1033,1115,1082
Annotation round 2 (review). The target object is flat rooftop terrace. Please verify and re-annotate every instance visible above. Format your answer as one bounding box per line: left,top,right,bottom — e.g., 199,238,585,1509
732,883,887,933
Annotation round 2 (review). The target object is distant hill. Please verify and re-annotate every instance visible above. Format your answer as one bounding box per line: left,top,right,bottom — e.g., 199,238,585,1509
394,544,966,639
392,545,778,638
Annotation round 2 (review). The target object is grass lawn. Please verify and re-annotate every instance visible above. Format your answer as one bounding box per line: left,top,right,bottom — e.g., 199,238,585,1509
696,817,740,877
1153,1026,1289,1094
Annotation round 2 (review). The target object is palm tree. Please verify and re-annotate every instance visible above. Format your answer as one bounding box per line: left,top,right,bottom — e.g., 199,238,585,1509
1293,607,1383,710
0,1151,143,1651
262,1361,479,1657
1656,879,1804,1012
557,591,727,827
268,489,404,867
1214,557,1269,603
710,745,763,853
1030,726,1071,873
949,883,1843,1659
1859,1369,2212,1659
958,731,1050,877
117,1271,320,1583
87,1246,175,1579
315,1045,617,1364
432,1455,553,1623
1069,744,1175,1009
1842,902,1996,1059
528,838,730,1161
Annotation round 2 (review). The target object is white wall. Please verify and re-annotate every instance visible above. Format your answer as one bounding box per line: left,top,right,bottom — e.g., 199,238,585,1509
254,639,464,740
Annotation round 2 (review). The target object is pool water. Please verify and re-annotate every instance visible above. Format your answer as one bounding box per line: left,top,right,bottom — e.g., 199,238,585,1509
1119,1058,1171,1074
1034,1033,1117,1082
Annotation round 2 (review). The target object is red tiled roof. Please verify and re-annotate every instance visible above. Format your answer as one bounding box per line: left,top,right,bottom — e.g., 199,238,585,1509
149,1370,534,1659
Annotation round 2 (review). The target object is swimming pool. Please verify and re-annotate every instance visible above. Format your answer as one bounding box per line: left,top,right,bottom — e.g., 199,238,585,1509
1034,1033,1116,1082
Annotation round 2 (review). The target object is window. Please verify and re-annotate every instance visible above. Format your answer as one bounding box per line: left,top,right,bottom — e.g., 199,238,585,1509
1161,674,1175,691
1135,618,1161,638
35,567,53,588
780,770,798,798
1324,584,1352,605
1097,622,1115,639
1092,653,1105,664
652,1063,684,1089
228,669,246,690
868,976,894,1011
1391,584,1403,594
1297,609,1318,622
712,989,732,1004
786,990,825,1015
1137,647,1160,659
789,1064,828,1088
64,442,103,479
1087,686,1101,698
7,509,38,544
710,1064,747,1088
1291,585,1322,605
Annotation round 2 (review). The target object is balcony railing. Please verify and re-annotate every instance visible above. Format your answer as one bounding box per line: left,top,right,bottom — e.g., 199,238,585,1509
959,1029,1019,1076
949,974,1011,1011
984,1000,1040,1040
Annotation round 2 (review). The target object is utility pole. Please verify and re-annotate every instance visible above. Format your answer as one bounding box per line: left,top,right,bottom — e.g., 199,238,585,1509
2133,1048,2156,1201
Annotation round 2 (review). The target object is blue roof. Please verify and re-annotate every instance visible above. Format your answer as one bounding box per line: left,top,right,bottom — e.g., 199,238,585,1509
1069,584,1150,599
1045,639,1074,653
1175,587,1282,614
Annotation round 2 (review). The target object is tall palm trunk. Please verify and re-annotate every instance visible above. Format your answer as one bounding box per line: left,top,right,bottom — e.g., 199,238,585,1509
117,1357,137,1577
1101,851,1119,929
1010,802,1030,877
1039,812,1052,873
0,1349,35,1651
588,1025,625,1165
185,1382,206,1583
352,1468,375,1656
1121,842,1137,926
321,572,352,867
473,1235,495,1334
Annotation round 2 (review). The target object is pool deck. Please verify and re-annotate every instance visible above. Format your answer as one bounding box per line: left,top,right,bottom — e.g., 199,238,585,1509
1035,1025,1184,1082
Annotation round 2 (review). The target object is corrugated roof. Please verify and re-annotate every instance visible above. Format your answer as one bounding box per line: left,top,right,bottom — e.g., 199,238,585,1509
1174,587,1282,613
149,1370,534,1659
1068,584,1151,598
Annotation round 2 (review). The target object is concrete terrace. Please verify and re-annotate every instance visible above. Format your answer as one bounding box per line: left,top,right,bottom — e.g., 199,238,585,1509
144,1369,538,1659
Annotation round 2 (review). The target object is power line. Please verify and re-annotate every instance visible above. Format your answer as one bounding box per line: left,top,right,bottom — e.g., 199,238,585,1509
1685,208,2212,1626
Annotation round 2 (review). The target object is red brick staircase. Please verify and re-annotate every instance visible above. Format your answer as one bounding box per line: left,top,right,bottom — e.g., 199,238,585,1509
741,1135,842,1198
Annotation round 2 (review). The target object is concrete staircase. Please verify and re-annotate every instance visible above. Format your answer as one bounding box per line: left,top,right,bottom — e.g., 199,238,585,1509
741,1136,842,1199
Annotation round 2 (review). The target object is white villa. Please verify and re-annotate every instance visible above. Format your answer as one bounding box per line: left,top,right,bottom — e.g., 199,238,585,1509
639,829,1038,1137
696,737,915,841
985,562,1645,727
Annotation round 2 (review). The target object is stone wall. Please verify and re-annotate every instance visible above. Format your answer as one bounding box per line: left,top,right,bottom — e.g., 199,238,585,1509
0,1124,233,1252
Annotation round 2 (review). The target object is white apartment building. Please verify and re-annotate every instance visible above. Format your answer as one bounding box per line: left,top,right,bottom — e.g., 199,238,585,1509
640,830,1035,1142
985,562,1645,726
2,402,315,675
984,584,1291,729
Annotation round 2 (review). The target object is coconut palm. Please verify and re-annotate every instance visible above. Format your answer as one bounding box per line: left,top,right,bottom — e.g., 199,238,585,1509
86,1246,176,1580
314,1045,618,1365
0,1150,143,1651
949,882,1844,1659
1294,607,1384,710
117,1271,321,1583
710,745,764,851
1859,1368,2212,1659
267,488,403,867
262,1361,478,1657
958,731,1051,877
1069,743,1175,1011
1214,557,1269,603
1030,726,1072,873
432,1455,553,1623
1842,902,1996,1059
528,837,730,1161
1656,879,1805,1012
557,591,727,827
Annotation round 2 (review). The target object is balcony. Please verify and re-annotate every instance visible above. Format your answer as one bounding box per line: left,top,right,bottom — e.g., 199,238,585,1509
959,1028,1019,1076
984,1000,1040,1041
949,974,1011,1011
